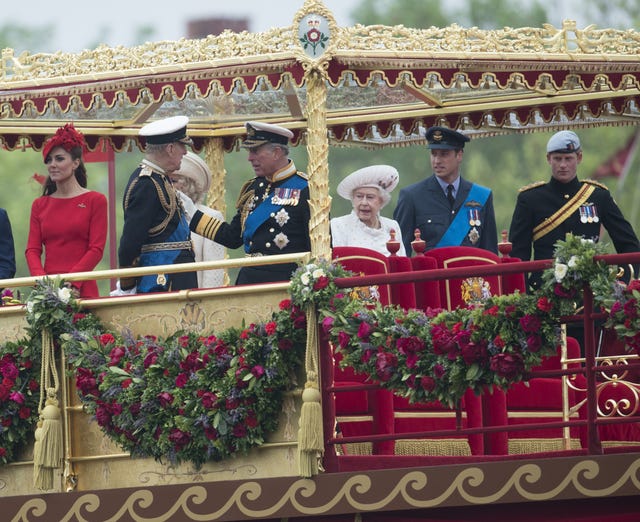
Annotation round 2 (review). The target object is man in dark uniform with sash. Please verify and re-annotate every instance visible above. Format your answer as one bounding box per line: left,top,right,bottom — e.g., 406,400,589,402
187,121,310,285
509,130,639,292
115,115,197,294
393,126,498,255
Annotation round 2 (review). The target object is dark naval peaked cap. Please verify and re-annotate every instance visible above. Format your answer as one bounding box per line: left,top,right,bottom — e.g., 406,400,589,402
426,126,470,150
241,121,294,148
139,115,192,145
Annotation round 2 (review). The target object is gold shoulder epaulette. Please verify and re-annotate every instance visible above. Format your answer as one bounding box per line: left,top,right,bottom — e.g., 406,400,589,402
297,170,309,180
139,164,153,177
236,179,255,209
518,181,545,193
583,179,609,191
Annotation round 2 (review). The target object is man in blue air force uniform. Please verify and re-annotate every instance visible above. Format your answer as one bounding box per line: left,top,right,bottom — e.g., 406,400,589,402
393,126,498,255
188,121,311,285
116,115,197,294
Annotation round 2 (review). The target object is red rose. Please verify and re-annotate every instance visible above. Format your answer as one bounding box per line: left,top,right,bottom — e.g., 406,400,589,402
375,352,397,382
321,316,334,333
279,299,292,310
338,331,351,349
421,376,436,392
100,333,116,346
121,378,133,389
168,428,190,449
490,353,524,380
175,373,188,388
537,297,553,312
628,279,640,292
357,321,373,341
201,391,218,409
519,314,541,333
265,321,277,336
461,341,488,365
158,391,174,407
526,334,542,352
313,275,329,290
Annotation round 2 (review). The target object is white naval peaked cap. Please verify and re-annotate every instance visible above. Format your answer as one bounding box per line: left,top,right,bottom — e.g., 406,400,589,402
241,121,294,148
139,115,192,145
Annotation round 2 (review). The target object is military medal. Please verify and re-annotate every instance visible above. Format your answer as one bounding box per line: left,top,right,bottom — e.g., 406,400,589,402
272,188,301,206
592,204,600,223
468,227,480,245
467,208,481,226
579,205,588,223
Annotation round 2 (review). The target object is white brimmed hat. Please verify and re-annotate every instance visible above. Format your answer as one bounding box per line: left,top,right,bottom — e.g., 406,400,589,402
241,121,294,148
547,130,581,153
337,165,399,208
172,151,211,197
140,115,192,145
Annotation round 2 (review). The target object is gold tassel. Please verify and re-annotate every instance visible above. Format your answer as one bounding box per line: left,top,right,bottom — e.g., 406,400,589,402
297,305,324,477
39,396,63,469
34,327,63,490
32,418,55,491
298,380,324,477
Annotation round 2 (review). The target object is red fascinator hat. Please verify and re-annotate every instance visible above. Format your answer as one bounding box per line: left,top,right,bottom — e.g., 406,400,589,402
42,123,86,161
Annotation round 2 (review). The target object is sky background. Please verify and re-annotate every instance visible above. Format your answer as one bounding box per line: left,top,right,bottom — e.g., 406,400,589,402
3,1,360,53
2,0,602,54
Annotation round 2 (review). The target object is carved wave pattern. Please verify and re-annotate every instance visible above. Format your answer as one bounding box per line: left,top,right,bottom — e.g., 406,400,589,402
8,457,640,520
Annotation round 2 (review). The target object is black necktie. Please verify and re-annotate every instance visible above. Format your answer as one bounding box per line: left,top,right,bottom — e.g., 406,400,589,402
447,184,455,208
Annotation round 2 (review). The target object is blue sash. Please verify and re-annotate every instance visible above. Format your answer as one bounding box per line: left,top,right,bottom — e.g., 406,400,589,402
242,175,307,252
436,184,490,248
138,216,191,293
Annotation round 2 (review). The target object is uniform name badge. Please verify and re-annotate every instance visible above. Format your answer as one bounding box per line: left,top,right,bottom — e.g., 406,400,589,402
467,208,481,226
271,188,301,206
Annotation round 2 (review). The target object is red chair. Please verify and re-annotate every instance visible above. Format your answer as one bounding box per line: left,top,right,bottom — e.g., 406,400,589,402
505,336,583,453
330,247,396,454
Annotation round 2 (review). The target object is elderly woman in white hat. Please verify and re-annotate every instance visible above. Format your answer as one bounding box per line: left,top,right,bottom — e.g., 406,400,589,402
330,165,406,256
171,152,225,288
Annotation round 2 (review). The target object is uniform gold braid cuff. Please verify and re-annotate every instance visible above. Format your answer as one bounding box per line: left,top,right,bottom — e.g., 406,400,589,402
194,214,223,240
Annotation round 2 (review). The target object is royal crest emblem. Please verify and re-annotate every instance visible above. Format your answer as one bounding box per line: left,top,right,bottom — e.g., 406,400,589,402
460,277,491,305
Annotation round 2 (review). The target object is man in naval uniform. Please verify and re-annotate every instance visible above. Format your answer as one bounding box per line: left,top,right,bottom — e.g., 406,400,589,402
115,115,197,294
509,130,639,292
187,121,310,285
393,126,498,255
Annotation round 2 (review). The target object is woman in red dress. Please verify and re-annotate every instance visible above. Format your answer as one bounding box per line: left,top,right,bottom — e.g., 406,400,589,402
25,124,108,298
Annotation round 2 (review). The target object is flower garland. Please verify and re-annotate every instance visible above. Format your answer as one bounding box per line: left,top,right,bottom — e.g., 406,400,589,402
62,299,307,468
0,339,40,464
540,234,616,315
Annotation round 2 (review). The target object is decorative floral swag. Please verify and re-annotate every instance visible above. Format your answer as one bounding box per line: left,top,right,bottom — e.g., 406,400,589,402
0,233,635,467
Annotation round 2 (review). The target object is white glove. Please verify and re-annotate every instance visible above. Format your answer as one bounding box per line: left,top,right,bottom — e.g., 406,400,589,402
178,190,197,221
110,281,137,296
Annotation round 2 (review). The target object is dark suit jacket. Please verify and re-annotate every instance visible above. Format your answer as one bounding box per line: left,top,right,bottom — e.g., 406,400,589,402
0,208,16,280
393,175,498,255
